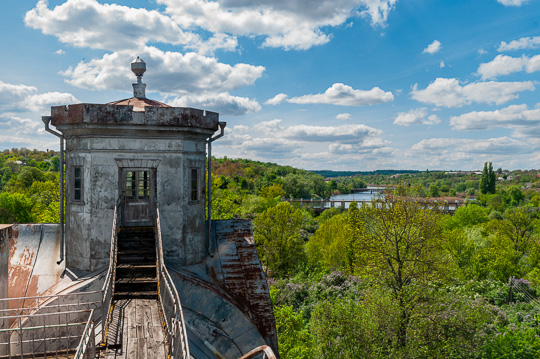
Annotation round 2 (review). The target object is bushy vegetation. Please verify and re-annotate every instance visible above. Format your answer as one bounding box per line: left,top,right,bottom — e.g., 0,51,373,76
0,148,60,223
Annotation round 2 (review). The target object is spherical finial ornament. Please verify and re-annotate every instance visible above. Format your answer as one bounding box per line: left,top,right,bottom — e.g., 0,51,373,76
131,56,146,80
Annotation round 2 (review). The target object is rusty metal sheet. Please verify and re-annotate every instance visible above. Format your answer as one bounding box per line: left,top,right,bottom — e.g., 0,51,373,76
7,225,64,307
213,219,279,355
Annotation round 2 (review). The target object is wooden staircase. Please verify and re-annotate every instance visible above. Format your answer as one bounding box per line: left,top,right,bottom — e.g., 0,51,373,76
114,227,157,299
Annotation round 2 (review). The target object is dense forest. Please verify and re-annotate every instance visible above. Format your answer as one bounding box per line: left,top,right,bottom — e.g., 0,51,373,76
2,149,540,358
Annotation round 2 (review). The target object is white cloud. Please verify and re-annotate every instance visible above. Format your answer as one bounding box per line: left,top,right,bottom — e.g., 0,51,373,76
478,48,488,55
497,0,529,6
0,80,79,114
265,93,289,105
0,81,37,107
25,0,205,52
25,92,80,113
232,124,249,132
498,36,540,51
158,0,398,50
215,119,390,166
61,47,265,96
411,137,531,156
411,78,534,108
253,119,285,133
55,49,65,55
450,104,540,133
168,92,260,116
477,54,540,79
393,107,440,126
422,40,441,54
286,83,393,106
281,123,382,142
439,60,445,68
336,113,351,120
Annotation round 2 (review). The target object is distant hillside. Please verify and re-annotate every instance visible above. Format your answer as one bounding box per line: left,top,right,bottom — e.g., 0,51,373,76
312,169,423,178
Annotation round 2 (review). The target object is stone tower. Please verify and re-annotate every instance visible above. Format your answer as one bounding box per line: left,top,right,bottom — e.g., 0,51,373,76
43,57,225,272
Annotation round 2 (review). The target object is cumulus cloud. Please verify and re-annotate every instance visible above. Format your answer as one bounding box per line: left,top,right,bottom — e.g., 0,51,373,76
0,81,37,107
336,113,351,120
61,47,265,96
253,119,285,133
498,36,540,51
450,104,540,134
0,80,79,113
422,40,441,54
55,49,65,55
265,93,289,105
411,137,530,156
411,78,534,107
169,92,260,116
24,0,205,52
497,0,529,6
284,83,393,106
158,0,398,50
393,108,440,126
281,124,382,142
216,119,390,166
26,92,80,113
476,54,540,79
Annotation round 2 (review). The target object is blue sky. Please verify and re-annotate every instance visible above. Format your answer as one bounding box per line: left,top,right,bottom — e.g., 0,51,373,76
1,0,539,171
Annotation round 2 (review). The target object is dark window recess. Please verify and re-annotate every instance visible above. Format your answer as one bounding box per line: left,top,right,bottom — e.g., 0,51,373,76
74,166,82,201
191,168,198,201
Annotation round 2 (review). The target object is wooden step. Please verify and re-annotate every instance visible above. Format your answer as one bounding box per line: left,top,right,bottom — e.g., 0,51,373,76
114,291,158,300
115,278,157,293
116,264,156,278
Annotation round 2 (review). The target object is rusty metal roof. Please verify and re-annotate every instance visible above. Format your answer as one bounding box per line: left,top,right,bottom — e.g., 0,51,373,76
107,97,171,112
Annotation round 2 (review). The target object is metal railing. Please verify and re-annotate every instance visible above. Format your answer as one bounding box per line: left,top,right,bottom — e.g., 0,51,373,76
0,306,94,358
239,345,278,359
74,309,96,359
101,200,121,344
156,208,191,359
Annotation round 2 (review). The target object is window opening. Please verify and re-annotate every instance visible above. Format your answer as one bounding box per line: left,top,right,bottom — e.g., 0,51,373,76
73,166,83,202
191,168,198,201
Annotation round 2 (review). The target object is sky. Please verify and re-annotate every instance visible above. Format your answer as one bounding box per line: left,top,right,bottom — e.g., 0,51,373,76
1,0,540,171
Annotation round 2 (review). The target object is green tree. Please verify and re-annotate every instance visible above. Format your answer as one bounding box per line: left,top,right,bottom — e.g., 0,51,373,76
0,192,35,223
481,162,496,194
274,305,315,359
350,198,445,348
306,213,351,272
253,202,304,277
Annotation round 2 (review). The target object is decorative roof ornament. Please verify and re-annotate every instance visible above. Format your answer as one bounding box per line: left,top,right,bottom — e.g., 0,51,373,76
131,56,146,98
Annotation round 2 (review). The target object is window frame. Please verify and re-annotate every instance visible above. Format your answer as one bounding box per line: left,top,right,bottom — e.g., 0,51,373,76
72,165,84,203
190,167,199,202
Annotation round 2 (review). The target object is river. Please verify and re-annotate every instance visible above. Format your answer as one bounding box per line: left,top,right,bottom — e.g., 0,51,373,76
328,187,385,209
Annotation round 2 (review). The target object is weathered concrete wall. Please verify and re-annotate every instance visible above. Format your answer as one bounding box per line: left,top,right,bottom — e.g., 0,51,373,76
57,116,212,271
51,104,219,130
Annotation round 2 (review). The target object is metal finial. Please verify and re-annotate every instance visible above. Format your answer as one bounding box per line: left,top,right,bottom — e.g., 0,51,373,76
131,56,147,98
131,56,146,83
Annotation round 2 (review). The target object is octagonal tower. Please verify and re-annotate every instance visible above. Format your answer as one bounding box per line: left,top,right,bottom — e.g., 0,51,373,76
43,58,225,272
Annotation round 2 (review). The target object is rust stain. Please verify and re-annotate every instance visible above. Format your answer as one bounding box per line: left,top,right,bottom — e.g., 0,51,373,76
210,219,279,354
